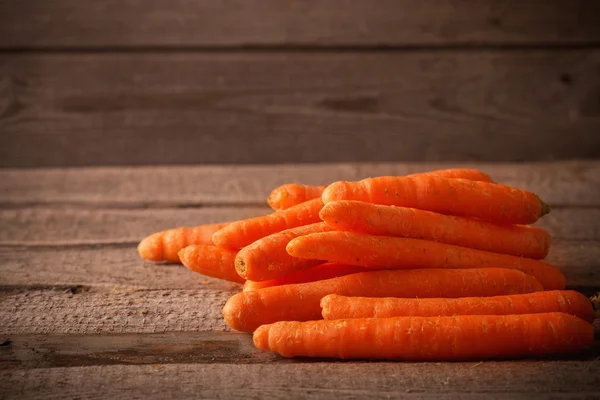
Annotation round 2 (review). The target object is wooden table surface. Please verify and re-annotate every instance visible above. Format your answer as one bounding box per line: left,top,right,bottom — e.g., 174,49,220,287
1,161,600,399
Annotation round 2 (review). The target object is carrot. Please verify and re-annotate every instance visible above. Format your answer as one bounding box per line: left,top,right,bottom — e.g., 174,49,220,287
286,231,565,290
178,244,244,284
265,168,492,211
235,222,335,281
243,262,370,292
253,312,594,360
268,184,327,211
319,201,551,259
320,291,595,323
222,267,542,332
212,198,323,249
322,176,550,225
138,222,229,263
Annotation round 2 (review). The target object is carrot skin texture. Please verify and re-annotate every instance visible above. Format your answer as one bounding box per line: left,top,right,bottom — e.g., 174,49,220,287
254,313,594,360
243,262,371,292
222,268,543,332
235,222,335,281
212,198,323,249
410,168,494,182
320,201,551,259
320,291,595,323
138,223,229,263
286,231,565,290
178,245,245,284
268,184,327,211
322,176,548,225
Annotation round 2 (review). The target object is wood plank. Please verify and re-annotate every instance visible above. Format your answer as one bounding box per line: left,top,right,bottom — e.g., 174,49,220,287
1,331,598,370
2,240,598,291
1,0,599,48
2,162,600,207
1,51,599,167
1,361,599,399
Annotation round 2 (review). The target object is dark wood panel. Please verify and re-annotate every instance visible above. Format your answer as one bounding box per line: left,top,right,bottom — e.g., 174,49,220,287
1,360,599,399
1,0,599,48
1,51,599,167
2,162,600,207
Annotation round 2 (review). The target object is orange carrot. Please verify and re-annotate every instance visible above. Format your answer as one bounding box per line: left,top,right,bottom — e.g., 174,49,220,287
286,232,565,290
320,291,595,323
178,244,244,284
254,312,594,360
265,168,492,211
319,201,551,259
268,184,327,211
212,198,323,249
243,262,370,292
322,176,549,225
222,267,542,332
138,222,229,263
235,222,335,281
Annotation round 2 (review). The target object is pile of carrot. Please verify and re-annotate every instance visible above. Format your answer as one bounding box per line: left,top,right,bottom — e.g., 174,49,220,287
138,168,597,361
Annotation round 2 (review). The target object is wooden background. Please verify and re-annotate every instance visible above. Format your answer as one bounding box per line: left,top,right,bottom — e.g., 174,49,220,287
1,0,600,167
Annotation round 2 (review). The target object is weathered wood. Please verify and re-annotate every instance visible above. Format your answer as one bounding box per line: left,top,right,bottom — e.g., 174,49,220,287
2,162,600,207
1,331,598,370
0,207,269,245
1,239,598,290
1,0,599,48
1,361,599,399
0,246,242,290
0,207,598,245
2,51,599,167
0,289,232,335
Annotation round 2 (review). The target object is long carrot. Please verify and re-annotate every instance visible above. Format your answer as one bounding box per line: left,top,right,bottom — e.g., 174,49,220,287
253,313,594,360
268,184,327,211
178,244,244,284
286,231,565,290
243,262,370,292
322,176,550,225
222,268,542,332
138,223,229,263
235,222,335,281
320,201,551,259
212,198,323,249
265,168,493,211
320,291,595,323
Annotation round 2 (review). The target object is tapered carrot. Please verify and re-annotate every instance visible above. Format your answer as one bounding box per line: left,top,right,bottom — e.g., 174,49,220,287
254,313,594,360
212,198,323,249
268,184,327,211
235,222,335,281
265,169,493,211
286,232,565,290
178,244,244,284
319,201,551,259
322,176,549,225
243,262,370,292
138,223,229,263
320,291,595,323
222,267,542,332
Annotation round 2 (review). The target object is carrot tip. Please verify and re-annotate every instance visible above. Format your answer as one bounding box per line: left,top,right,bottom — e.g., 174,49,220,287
541,201,551,217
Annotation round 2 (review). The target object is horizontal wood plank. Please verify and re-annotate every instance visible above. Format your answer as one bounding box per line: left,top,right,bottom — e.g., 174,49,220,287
1,361,599,399
1,51,599,167
2,162,600,207
1,0,599,48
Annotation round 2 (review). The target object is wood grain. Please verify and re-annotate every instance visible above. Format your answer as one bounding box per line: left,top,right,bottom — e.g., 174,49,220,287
1,361,599,399
1,51,599,167
1,0,599,48
2,162,600,207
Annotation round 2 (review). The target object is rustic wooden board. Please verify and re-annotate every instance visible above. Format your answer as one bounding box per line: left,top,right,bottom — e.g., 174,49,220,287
1,0,599,48
1,361,599,399
2,162,600,207
2,51,599,167
1,207,598,245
